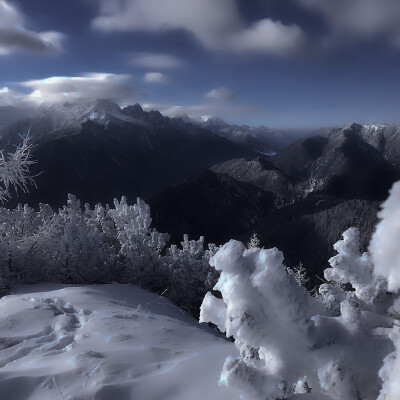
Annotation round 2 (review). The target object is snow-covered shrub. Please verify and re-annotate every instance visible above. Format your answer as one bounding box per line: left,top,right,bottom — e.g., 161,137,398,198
0,138,36,288
39,195,120,283
0,194,217,313
200,232,394,400
292,262,309,286
0,203,48,282
322,227,389,313
108,196,169,287
162,235,219,312
247,232,260,249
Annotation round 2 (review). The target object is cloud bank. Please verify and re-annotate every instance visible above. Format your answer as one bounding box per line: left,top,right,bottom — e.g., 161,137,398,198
298,0,400,48
91,0,400,55
0,0,64,55
0,74,136,106
142,102,258,122
92,0,304,56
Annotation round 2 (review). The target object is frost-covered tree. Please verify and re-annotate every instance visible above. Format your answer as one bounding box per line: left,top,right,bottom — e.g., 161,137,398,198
0,138,36,290
0,138,36,202
162,234,219,311
200,229,394,399
370,181,400,400
108,196,169,287
0,194,217,313
39,195,118,283
247,232,260,249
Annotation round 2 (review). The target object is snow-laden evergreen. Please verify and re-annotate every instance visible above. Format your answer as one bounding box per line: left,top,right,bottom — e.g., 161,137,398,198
200,180,400,400
370,181,400,292
0,195,218,313
370,181,400,400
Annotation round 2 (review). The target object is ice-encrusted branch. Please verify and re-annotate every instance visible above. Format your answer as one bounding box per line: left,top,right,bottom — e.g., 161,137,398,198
0,137,36,202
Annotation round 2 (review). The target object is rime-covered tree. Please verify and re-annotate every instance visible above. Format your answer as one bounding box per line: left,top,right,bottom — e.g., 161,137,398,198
162,234,219,310
370,181,400,400
200,228,395,400
0,138,36,290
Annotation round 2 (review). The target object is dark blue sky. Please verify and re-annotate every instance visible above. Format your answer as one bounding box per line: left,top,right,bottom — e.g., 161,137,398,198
1,0,400,128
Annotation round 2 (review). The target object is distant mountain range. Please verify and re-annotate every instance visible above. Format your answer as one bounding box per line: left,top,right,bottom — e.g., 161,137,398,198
0,100,252,206
0,99,399,281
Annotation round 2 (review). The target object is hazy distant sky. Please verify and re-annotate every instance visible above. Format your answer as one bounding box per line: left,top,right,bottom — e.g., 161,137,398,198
1,0,400,128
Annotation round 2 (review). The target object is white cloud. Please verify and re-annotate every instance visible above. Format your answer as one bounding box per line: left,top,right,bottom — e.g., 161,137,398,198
143,103,212,119
142,101,259,121
298,0,400,48
227,19,304,55
0,87,31,107
0,74,136,106
129,52,184,69
0,0,64,55
91,0,304,56
143,72,168,84
205,87,236,101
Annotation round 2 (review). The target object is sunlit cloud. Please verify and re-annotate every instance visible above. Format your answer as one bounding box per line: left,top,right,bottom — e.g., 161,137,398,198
22,73,135,104
0,74,137,106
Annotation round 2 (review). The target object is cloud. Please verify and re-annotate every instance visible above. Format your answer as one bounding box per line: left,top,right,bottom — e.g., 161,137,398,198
142,101,259,121
129,52,184,69
0,0,64,55
91,0,304,56
227,19,304,55
0,87,31,107
143,72,168,84
205,87,236,101
0,73,136,106
298,0,400,48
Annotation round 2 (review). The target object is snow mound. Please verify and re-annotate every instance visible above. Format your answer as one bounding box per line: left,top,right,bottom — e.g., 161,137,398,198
0,283,239,400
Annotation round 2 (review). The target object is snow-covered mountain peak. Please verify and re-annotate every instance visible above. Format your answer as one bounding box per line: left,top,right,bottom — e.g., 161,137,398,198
363,123,389,132
34,98,135,128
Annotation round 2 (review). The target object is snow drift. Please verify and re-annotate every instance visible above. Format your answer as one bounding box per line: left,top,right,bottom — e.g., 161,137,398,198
0,283,239,400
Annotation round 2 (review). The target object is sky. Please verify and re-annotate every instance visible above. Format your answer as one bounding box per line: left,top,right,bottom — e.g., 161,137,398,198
1,0,400,128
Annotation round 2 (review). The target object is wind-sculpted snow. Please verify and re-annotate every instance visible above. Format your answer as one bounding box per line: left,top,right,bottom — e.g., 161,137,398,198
369,181,400,399
200,230,396,399
0,283,239,400
370,181,400,292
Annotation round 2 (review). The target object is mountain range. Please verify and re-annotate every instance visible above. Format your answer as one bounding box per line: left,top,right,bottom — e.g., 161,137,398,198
0,99,399,283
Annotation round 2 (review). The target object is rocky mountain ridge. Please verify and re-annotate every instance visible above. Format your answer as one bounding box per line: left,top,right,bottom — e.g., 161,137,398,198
1,100,399,280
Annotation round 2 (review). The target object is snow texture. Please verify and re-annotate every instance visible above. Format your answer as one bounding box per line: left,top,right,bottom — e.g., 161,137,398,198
0,283,239,400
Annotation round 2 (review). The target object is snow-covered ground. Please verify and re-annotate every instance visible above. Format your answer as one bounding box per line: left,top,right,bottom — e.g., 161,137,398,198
0,283,240,400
